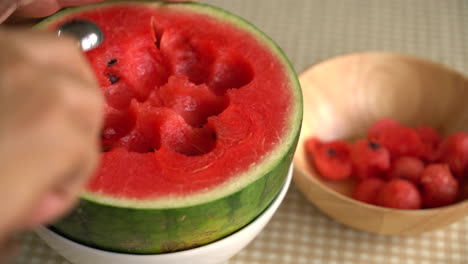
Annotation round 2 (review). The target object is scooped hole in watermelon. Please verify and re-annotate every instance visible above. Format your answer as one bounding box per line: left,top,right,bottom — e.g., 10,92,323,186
209,52,254,96
113,101,163,153
102,82,136,109
160,27,216,86
124,137,160,153
171,126,216,156
101,48,169,108
159,76,229,127
116,47,169,102
160,111,217,156
49,5,284,161
101,107,136,151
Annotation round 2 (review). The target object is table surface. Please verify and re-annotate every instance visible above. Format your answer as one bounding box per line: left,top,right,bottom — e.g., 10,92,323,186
12,0,468,263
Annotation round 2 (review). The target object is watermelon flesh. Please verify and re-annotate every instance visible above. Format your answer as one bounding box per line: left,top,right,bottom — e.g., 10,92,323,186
41,1,302,254
49,4,292,198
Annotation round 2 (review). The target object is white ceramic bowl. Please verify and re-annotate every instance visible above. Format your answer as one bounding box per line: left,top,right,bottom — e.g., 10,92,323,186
35,165,292,264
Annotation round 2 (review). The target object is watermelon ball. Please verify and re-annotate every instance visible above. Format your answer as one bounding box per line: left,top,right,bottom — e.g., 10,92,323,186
416,126,441,162
438,132,468,180
368,118,400,139
387,156,425,184
420,164,459,208
368,118,424,158
350,139,391,180
376,179,422,209
352,177,386,205
457,178,468,201
305,137,352,181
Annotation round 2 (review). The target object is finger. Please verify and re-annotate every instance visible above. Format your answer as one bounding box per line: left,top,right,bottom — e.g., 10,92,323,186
0,62,101,231
14,0,60,18
0,29,97,87
24,189,78,228
0,111,84,233
0,48,101,139
47,62,103,136
18,118,100,229
25,133,100,228
0,0,17,24
0,37,102,147
14,0,106,18
20,71,103,229
11,0,191,19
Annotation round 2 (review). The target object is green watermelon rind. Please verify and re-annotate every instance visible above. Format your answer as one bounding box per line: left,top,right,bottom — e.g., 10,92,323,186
37,0,302,209
38,1,302,254
50,149,294,254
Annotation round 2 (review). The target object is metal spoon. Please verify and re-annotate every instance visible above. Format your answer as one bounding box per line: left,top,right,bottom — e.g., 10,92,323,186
56,19,104,52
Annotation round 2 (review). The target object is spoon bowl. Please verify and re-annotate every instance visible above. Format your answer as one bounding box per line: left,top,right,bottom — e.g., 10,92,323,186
56,19,104,51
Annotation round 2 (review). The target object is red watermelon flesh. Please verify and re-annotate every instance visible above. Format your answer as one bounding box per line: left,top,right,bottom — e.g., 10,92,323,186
48,5,294,199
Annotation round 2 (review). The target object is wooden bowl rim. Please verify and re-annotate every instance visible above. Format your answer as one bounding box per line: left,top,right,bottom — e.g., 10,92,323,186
294,51,468,214
302,51,468,80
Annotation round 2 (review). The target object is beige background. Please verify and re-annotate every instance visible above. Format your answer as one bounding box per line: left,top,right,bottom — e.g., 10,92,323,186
12,0,468,263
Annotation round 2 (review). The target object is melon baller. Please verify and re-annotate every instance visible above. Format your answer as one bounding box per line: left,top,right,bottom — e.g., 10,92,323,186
56,19,104,52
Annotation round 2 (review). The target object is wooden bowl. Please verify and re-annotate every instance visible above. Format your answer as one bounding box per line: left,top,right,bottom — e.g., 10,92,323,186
293,52,468,235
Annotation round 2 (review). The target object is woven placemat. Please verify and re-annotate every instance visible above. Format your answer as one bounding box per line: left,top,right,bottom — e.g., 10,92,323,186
11,0,468,263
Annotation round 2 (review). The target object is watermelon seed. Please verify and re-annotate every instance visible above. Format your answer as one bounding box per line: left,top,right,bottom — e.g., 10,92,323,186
102,145,111,152
327,149,336,156
212,133,217,139
368,141,381,150
106,74,120,84
107,59,118,66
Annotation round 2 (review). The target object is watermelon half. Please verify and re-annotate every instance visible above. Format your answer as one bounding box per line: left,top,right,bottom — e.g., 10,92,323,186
38,0,302,254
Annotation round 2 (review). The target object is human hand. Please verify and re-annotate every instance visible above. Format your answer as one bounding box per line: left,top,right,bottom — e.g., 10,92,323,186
1,0,195,24
0,29,103,242
1,0,106,23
